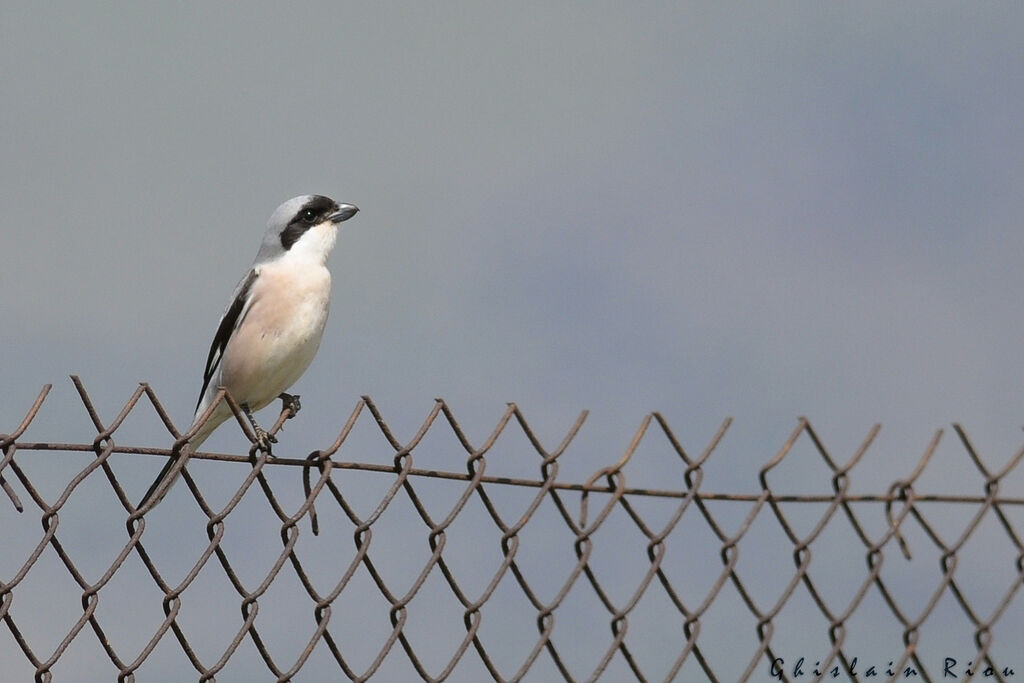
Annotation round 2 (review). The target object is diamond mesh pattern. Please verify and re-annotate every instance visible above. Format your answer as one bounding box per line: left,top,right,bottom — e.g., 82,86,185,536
1,377,1022,682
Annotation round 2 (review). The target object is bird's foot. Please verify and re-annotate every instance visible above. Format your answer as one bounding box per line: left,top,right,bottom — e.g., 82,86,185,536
254,427,278,454
279,392,301,418
242,403,278,454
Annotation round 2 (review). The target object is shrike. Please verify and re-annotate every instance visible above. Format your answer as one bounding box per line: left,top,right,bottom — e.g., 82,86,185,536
139,194,359,508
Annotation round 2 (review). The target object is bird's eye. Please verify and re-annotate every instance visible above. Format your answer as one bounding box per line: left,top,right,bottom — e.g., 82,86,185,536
301,209,317,223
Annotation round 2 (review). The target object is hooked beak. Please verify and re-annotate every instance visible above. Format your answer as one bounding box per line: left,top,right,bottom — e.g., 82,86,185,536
329,204,359,223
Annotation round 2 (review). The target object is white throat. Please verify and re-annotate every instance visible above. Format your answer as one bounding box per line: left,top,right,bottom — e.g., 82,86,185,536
282,222,338,266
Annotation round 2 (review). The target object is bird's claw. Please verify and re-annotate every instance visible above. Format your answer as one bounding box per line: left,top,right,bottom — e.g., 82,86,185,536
242,402,278,454
279,392,301,417
254,426,278,453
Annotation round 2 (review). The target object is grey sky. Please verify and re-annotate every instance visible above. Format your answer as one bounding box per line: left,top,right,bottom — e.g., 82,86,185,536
3,3,1024,680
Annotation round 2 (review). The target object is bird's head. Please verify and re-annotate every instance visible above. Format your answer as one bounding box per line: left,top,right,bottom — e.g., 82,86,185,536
257,194,359,264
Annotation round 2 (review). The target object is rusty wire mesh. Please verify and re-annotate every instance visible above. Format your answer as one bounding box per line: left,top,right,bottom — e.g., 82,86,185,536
2,377,1023,682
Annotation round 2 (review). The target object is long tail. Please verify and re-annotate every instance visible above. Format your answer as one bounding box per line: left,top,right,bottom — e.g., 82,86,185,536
137,408,225,510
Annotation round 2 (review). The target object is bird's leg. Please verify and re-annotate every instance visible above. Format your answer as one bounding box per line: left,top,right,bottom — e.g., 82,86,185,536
241,403,277,452
278,392,301,418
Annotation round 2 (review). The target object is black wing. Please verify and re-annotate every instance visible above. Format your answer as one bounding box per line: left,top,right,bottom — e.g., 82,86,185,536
195,268,259,412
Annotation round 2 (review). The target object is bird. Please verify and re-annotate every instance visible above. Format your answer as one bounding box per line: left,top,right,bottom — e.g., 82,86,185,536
139,194,359,509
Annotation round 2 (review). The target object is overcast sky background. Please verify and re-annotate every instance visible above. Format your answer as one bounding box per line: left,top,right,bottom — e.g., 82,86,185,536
3,3,1024,681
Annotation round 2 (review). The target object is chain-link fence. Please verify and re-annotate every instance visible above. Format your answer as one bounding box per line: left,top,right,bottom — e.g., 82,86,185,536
2,377,1022,682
